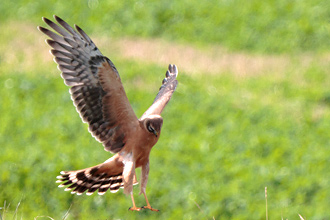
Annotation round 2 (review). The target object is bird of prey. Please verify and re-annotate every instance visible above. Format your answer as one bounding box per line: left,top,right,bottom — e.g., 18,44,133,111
38,15,178,212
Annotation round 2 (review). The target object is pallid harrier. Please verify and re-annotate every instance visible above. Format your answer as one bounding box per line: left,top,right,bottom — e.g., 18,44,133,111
38,15,178,211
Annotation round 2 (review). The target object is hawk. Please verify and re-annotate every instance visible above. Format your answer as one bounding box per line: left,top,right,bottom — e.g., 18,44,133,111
38,15,178,212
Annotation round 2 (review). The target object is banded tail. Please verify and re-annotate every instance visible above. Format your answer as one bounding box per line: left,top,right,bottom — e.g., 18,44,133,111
56,155,138,195
56,165,124,195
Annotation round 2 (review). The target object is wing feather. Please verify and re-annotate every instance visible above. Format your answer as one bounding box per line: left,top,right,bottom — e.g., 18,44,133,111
141,64,178,118
39,15,138,153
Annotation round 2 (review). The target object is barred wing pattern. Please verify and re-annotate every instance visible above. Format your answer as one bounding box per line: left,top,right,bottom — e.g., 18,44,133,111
141,64,178,118
38,16,137,153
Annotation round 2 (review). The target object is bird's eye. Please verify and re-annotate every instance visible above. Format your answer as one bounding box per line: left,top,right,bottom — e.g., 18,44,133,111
147,125,154,133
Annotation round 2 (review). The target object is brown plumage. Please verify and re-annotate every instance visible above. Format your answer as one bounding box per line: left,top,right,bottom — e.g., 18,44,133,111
38,15,178,211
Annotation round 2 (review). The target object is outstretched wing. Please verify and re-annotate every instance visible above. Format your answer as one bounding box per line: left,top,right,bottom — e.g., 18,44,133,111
141,64,178,119
38,15,138,153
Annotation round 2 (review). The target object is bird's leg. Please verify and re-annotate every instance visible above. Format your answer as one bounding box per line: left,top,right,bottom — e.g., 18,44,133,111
122,153,141,211
129,192,142,211
139,161,159,211
141,191,159,212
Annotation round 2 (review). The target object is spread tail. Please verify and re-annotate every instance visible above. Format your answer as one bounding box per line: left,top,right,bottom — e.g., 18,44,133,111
56,154,138,195
56,165,124,195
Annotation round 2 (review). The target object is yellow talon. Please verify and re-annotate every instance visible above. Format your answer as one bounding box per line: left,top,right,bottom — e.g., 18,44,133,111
142,205,159,212
128,206,142,211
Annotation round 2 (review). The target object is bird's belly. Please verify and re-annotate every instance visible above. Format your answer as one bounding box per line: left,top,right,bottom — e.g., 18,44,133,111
134,147,151,168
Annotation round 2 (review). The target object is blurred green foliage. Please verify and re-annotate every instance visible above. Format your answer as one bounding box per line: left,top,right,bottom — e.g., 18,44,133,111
1,0,330,53
1,1,330,220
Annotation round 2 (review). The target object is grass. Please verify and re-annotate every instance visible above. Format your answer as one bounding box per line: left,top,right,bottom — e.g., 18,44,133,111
1,1,330,219
1,0,330,53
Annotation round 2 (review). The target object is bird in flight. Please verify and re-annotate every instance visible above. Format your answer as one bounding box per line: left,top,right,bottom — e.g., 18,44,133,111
38,15,178,212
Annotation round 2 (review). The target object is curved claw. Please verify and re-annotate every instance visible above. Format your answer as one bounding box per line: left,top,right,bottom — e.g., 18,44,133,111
129,206,142,211
142,205,160,212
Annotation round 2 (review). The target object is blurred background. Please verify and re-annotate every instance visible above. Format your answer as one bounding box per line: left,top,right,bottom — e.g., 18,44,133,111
1,0,330,219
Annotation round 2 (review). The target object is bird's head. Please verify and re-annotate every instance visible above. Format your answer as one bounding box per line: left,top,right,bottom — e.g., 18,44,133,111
141,115,163,138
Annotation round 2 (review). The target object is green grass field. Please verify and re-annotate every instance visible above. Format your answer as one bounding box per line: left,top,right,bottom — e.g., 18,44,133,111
1,1,330,219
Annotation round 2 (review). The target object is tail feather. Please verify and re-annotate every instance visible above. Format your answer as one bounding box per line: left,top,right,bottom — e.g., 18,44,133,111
56,165,125,195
